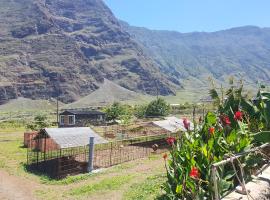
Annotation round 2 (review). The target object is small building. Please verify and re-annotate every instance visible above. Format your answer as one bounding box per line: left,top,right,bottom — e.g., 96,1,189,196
27,127,108,178
59,110,105,127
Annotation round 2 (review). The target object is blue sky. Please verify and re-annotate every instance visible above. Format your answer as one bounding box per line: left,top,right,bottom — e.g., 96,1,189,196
104,0,270,33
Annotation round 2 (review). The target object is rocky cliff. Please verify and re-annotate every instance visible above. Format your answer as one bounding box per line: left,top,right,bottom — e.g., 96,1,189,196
0,0,178,104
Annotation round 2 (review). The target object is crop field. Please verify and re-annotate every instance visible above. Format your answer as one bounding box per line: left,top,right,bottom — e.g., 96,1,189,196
0,127,167,200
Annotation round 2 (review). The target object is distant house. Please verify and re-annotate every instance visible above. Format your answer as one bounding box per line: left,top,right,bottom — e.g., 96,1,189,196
59,110,105,127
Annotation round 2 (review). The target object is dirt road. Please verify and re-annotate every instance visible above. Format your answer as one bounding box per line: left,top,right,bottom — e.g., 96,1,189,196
0,170,36,200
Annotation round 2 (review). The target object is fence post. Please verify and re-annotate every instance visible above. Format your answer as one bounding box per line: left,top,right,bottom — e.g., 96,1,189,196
211,165,220,200
88,137,95,172
110,142,113,166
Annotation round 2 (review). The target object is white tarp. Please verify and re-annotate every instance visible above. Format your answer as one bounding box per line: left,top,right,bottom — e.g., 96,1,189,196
152,116,194,133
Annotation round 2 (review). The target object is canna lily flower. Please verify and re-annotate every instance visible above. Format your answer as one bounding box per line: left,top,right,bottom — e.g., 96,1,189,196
166,137,176,146
189,166,199,179
183,118,190,130
234,111,243,121
163,153,168,160
209,127,215,135
224,115,231,125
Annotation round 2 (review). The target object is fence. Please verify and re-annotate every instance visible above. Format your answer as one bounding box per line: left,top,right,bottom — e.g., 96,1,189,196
211,143,270,200
92,122,170,139
27,132,179,179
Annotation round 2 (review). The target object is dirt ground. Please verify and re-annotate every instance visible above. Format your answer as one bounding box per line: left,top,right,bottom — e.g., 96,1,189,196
0,127,167,200
0,157,165,200
0,170,37,200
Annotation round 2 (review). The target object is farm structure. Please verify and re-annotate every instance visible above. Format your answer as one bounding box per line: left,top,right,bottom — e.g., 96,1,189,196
94,117,193,140
27,127,107,178
27,127,179,179
59,110,105,127
152,117,194,132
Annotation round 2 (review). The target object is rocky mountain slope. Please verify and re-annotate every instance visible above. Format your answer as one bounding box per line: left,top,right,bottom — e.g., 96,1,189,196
122,22,270,87
0,0,178,104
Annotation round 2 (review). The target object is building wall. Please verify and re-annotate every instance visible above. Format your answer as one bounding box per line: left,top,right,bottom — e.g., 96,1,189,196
59,114,105,127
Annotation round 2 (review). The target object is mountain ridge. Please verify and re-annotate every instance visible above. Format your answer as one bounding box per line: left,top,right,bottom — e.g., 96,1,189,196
121,21,270,88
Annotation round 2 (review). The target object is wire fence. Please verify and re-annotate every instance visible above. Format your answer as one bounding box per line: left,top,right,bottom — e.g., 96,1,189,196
26,132,179,179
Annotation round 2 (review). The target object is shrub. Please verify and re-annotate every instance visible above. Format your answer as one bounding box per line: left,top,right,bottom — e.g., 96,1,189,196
26,114,50,131
104,102,133,123
134,105,147,119
145,98,171,117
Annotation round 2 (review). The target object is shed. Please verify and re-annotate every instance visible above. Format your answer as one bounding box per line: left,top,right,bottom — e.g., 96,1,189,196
41,127,108,149
152,116,194,133
27,127,108,178
59,110,105,127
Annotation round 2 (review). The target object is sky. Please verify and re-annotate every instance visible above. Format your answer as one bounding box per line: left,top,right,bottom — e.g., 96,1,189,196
104,0,270,33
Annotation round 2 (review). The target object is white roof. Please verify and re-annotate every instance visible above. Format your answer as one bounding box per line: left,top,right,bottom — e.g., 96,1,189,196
43,127,108,149
152,116,194,133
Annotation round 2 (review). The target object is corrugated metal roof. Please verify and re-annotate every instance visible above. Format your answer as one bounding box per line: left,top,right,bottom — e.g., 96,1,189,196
60,110,105,115
44,127,108,149
153,116,194,132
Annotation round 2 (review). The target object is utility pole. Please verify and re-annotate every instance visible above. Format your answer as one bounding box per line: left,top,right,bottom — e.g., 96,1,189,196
155,80,159,100
56,74,60,127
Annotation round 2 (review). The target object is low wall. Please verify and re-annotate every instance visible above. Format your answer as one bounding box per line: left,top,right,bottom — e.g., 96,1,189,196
222,166,270,200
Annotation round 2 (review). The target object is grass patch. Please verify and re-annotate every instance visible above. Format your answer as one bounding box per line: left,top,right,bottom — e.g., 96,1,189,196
35,188,58,200
69,174,133,196
40,173,96,185
124,174,166,200
0,160,5,168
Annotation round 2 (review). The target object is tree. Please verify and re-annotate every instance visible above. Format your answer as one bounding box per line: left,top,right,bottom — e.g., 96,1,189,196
134,105,147,119
145,98,171,117
26,114,50,131
104,102,126,122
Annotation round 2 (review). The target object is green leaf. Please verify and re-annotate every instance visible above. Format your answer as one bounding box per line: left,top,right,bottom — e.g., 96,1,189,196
202,145,208,157
206,112,217,125
224,171,235,180
253,131,270,143
176,184,182,194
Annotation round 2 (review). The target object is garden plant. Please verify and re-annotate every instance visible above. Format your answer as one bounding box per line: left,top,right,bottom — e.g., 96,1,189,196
163,81,270,199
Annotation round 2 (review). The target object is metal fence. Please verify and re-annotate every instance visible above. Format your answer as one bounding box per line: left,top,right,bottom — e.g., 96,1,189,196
27,133,178,179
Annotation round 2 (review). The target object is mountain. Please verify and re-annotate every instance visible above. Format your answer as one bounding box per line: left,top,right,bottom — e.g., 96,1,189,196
64,79,148,108
121,22,270,88
0,0,178,105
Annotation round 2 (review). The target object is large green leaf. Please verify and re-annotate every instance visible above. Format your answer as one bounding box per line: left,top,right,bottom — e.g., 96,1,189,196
206,112,217,125
253,131,270,143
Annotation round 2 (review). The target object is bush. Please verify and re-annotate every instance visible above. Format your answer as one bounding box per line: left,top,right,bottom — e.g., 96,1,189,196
104,102,133,123
145,98,171,117
134,105,147,119
26,114,50,131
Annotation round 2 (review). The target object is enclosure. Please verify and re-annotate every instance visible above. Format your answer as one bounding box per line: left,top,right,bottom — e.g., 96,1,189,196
27,128,178,179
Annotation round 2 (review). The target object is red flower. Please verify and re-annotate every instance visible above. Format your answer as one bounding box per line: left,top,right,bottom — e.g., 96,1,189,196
189,166,199,179
209,127,215,135
166,137,176,146
163,153,168,160
183,118,190,130
224,115,231,125
234,111,243,121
